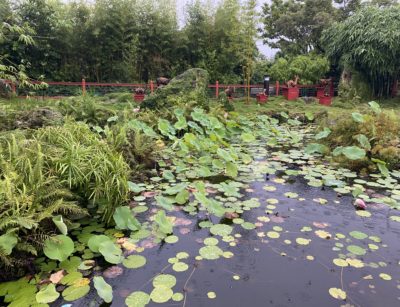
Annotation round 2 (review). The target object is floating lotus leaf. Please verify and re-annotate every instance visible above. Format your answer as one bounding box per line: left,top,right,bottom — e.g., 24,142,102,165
349,231,368,239
333,258,348,267
88,235,112,253
153,274,176,288
93,276,113,303
328,288,346,300
62,284,90,301
346,245,366,256
125,291,150,307
172,262,189,272
356,211,371,218
36,284,59,304
176,252,189,259
113,206,141,231
98,241,123,264
199,246,223,260
204,238,219,246
172,293,184,302
267,231,280,239
241,222,256,230
207,291,216,299
44,235,74,262
296,238,311,245
379,273,392,280
165,235,179,244
150,286,173,303
210,224,233,236
123,255,147,269
346,258,364,268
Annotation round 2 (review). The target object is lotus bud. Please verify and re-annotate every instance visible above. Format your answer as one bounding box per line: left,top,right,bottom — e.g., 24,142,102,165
354,199,367,210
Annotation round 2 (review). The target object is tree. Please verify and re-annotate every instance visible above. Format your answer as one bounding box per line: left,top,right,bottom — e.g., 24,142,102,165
240,0,258,102
322,6,400,97
269,54,330,84
261,0,336,56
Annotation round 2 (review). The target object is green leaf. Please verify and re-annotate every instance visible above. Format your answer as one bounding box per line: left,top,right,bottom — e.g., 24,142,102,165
123,255,147,269
125,291,150,307
128,182,145,193
175,189,190,205
158,119,176,137
226,162,238,177
36,284,60,304
62,285,90,301
87,235,112,253
52,215,68,235
93,276,113,303
342,146,366,160
351,112,365,123
314,128,331,140
368,101,381,114
44,235,74,262
113,206,140,231
155,196,174,211
305,143,328,155
154,210,173,234
98,241,123,264
355,134,371,150
241,132,255,142
0,232,18,255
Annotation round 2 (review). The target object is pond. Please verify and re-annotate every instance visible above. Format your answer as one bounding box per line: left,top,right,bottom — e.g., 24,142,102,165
72,133,400,307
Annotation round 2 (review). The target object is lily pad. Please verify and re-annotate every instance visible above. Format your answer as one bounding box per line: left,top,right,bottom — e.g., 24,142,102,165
123,255,147,269
44,235,74,262
346,245,366,256
199,246,223,260
126,291,150,307
150,286,173,303
36,284,60,304
93,276,113,303
210,224,233,237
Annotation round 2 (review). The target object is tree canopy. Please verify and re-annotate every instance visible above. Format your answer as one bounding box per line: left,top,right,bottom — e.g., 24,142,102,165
322,6,400,97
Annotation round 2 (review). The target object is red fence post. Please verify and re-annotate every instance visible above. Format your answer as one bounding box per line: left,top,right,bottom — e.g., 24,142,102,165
392,79,398,97
150,80,154,93
216,80,219,98
82,78,86,96
276,81,280,96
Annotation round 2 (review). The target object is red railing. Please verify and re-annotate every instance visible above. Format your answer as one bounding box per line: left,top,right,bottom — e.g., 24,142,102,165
4,79,335,99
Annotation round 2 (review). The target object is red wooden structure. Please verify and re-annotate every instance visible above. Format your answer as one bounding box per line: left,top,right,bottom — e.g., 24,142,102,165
134,94,145,102
282,86,299,101
256,93,268,103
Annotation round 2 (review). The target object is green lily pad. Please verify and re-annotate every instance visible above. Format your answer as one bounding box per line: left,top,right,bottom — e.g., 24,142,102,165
36,284,60,304
125,291,150,307
44,235,74,262
199,246,223,260
153,274,176,288
123,255,147,269
204,238,219,246
349,231,368,240
150,286,173,303
88,235,112,253
93,276,113,303
62,285,90,301
98,241,123,264
346,245,367,256
210,224,233,237
172,262,189,272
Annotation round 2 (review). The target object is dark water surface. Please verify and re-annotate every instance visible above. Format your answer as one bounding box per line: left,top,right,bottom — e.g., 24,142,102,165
73,165,400,307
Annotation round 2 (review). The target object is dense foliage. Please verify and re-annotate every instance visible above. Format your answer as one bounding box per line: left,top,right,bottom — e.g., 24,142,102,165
323,6,400,98
0,0,259,83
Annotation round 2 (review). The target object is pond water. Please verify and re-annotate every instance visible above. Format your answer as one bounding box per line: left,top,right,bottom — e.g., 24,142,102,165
72,138,400,307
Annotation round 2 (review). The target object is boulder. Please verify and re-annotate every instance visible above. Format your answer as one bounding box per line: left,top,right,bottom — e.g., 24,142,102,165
15,107,63,129
141,68,209,110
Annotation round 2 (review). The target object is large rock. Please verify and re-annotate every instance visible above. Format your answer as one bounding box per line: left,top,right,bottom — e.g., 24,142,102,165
15,107,63,129
141,68,209,110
